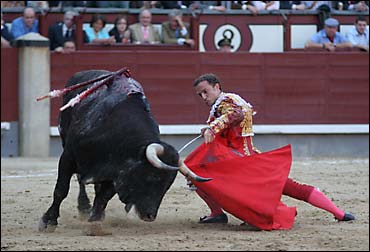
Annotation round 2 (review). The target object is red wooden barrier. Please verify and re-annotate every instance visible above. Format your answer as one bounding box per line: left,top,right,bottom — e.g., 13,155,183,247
2,50,368,126
1,48,18,121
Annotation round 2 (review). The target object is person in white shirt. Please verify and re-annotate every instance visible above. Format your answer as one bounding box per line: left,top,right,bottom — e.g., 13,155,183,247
346,16,369,52
252,1,280,11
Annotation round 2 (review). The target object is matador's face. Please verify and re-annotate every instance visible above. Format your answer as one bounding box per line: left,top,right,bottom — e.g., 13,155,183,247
195,81,222,107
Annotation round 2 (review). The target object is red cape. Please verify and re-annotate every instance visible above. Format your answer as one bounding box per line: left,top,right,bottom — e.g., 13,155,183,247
184,137,297,230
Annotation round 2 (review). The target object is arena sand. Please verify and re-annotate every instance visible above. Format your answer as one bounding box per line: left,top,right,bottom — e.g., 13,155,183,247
1,157,369,251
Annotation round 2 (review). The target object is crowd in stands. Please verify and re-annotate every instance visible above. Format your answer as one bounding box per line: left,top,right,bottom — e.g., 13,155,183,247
1,1,369,52
1,1,369,13
1,1,369,12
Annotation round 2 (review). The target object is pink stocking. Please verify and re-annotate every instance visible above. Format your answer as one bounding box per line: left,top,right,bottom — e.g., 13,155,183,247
307,188,345,220
196,188,224,217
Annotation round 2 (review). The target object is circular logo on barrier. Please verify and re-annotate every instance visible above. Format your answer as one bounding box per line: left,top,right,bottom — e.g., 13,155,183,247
214,24,241,52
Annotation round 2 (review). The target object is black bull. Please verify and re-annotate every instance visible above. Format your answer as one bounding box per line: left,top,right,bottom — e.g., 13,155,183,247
38,69,210,232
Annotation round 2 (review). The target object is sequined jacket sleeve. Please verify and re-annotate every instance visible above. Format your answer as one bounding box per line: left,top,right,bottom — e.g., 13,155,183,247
209,98,244,134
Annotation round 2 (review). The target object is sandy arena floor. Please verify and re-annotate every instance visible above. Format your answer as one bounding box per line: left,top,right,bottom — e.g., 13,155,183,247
1,157,369,251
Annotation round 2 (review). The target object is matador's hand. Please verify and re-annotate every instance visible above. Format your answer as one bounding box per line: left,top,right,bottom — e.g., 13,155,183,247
202,128,215,144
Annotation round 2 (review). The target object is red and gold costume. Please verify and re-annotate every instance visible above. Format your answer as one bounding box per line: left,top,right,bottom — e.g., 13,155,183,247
206,92,260,156
185,92,350,230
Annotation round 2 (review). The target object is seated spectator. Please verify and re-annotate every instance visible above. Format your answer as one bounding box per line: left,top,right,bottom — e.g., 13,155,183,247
333,1,347,10
231,1,259,15
129,1,145,8
217,37,233,52
26,1,49,10
48,10,78,51
54,39,76,54
336,1,369,11
303,1,334,29
144,1,162,8
189,1,227,12
305,18,352,51
302,1,334,10
280,1,306,10
1,1,25,8
1,12,13,48
252,1,280,11
49,1,90,8
161,9,195,47
94,1,130,8
84,14,115,45
128,9,161,44
108,15,131,44
128,1,162,9
10,6,38,39
160,1,193,9
346,16,369,51
349,1,369,11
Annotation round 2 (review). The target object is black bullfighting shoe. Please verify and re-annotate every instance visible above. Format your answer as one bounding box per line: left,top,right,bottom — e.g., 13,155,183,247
199,213,228,224
337,212,356,222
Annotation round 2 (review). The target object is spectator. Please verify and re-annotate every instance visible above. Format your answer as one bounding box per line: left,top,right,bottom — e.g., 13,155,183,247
26,1,49,9
189,1,227,12
161,1,194,9
129,1,162,9
94,1,130,8
217,37,233,52
161,9,195,47
303,1,333,29
1,1,25,8
252,1,280,11
108,15,131,44
144,1,162,8
129,1,145,8
333,1,347,10
54,39,76,53
48,1,89,9
346,16,369,51
48,10,78,51
84,14,115,45
10,6,38,39
280,1,306,10
305,18,353,51
231,1,259,15
128,9,161,44
1,12,13,47
348,1,369,11
335,1,369,11
303,1,334,10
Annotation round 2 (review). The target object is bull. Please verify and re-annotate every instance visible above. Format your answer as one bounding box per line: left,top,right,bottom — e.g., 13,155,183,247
38,68,210,233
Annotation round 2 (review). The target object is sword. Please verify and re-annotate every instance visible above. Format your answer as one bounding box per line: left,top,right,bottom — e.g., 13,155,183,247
178,135,202,154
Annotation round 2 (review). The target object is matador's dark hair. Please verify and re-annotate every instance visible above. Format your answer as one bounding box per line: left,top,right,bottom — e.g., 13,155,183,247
193,73,222,90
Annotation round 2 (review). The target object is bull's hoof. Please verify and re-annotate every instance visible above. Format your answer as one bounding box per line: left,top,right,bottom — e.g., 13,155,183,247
38,217,57,233
88,211,105,222
78,207,91,215
84,221,112,236
78,207,92,221
77,202,91,214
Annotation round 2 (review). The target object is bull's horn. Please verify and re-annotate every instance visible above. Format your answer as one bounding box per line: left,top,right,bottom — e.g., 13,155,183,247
146,143,179,171
178,160,212,182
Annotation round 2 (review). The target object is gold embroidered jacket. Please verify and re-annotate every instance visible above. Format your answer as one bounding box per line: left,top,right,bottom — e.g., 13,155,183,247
207,92,259,155
207,93,255,137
